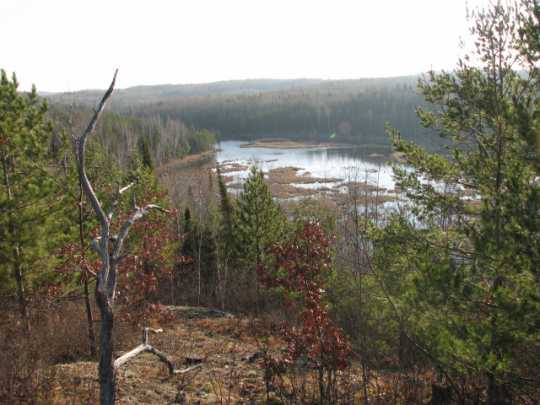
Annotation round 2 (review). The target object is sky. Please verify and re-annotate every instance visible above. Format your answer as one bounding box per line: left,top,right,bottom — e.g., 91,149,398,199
1,0,491,92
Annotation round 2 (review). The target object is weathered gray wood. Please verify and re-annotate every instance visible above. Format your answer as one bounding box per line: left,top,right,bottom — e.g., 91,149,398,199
113,344,148,370
113,327,202,376
107,182,135,221
173,364,203,375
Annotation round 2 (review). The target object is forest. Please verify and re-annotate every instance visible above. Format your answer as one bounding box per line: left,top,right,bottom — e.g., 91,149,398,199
1,1,540,404
50,76,439,150
47,104,216,169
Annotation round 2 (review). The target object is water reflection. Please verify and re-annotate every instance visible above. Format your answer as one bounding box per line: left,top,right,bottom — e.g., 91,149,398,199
216,141,396,190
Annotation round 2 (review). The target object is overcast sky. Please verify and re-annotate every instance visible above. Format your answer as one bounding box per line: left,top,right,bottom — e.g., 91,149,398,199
1,0,490,92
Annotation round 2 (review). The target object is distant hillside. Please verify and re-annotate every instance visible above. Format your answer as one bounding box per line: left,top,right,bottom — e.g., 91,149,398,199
46,75,442,150
45,76,421,108
45,78,327,107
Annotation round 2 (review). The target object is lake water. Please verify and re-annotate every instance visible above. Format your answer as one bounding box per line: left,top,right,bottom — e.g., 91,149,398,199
216,140,397,191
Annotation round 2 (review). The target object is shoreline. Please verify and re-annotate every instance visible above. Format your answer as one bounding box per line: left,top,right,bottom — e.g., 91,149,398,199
239,138,353,150
156,150,216,176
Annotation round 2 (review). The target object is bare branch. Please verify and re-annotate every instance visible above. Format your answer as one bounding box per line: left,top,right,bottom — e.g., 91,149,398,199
113,344,148,370
144,204,170,213
113,327,202,376
112,344,202,375
91,237,104,255
173,364,203,375
112,204,168,261
74,69,118,231
74,69,118,290
112,254,128,266
83,264,97,278
119,182,135,195
107,181,136,221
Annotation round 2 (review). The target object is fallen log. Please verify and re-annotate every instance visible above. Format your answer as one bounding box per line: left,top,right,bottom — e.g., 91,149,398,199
113,327,202,375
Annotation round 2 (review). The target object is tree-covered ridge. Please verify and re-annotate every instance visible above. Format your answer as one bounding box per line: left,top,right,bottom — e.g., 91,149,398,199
47,103,216,169
136,82,432,148
46,77,417,105
47,76,439,150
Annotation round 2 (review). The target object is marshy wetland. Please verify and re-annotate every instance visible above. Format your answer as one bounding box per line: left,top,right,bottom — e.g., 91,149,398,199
216,140,399,204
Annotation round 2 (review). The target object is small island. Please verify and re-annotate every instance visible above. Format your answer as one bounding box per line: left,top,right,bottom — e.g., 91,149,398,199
239,138,347,149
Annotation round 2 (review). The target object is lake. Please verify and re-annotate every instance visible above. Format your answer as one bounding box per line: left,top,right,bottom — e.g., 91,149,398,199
216,140,397,194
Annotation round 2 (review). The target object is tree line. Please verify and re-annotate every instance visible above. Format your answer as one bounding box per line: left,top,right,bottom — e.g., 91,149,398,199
48,103,216,170
49,75,441,150
131,81,437,148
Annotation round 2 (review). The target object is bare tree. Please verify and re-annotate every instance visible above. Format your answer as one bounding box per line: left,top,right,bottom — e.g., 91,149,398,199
78,181,97,358
65,103,98,358
72,70,165,405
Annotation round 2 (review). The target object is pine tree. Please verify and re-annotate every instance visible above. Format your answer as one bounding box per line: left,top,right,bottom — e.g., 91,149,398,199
216,166,235,253
235,166,286,306
381,1,540,400
199,226,218,302
137,135,154,170
0,71,57,333
215,166,236,308
181,207,196,258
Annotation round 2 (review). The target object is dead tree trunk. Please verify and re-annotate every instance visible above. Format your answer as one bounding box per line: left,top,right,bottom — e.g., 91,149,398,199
83,275,97,358
73,70,166,405
97,292,115,403
79,183,97,358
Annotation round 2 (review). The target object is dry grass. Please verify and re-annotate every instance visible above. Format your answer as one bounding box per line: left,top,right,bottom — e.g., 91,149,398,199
266,167,341,185
267,182,319,199
0,300,102,404
156,150,216,176
4,301,531,404
158,159,216,206
217,162,249,174
156,149,398,209
48,310,274,404
42,306,446,404
337,181,386,193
